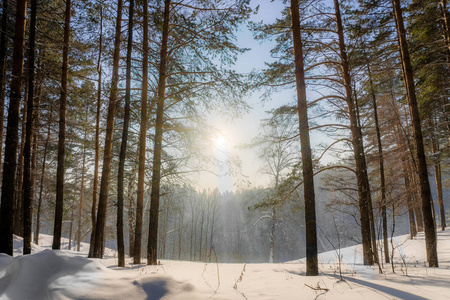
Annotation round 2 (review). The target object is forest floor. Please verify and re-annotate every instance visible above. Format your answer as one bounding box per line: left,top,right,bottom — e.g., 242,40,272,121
0,230,449,299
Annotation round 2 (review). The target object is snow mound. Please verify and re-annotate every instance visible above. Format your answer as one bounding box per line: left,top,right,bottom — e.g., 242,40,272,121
0,249,105,299
12,235,44,256
0,249,195,300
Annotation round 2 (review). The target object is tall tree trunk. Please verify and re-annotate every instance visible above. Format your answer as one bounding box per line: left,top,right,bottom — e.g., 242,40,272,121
389,83,418,238
269,208,275,263
68,208,74,250
392,0,438,267
22,0,38,255
0,0,28,256
414,205,424,232
354,83,379,266
204,206,210,262
402,157,417,238
127,171,136,257
77,127,87,252
91,0,123,258
199,209,204,261
30,78,41,244
89,1,103,258
433,160,444,230
52,0,71,250
0,0,9,172
34,104,52,244
367,64,389,263
30,130,38,237
147,0,171,266
334,0,373,266
411,161,425,232
117,0,134,267
208,206,215,262
290,0,318,275
160,206,168,259
133,0,149,264
15,90,27,237
430,118,445,231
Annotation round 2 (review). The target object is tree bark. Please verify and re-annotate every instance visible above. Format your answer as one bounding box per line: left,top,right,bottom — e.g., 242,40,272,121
34,105,52,245
77,126,87,252
367,64,389,263
133,0,149,264
430,118,445,231
290,0,318,275
392,0,438,267
15,89,27,237
269,208,275,263
402,157,417,238
89,1,103,258
0,0,9,173
22,0,38,255
92,0,123,258
334,0,373,266
389,82,418,238
0,0,28,256
117,0,134,267
411,163,425,232
67,209,73,249
52,0,71,250
30,78,41,244
147,0,171,266
354,83,379,266
127,171,136,257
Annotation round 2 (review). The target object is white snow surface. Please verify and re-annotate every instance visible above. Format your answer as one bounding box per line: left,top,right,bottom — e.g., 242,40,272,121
1,231,450,299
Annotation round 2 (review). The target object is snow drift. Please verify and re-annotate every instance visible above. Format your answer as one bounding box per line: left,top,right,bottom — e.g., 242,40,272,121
1,231,450,299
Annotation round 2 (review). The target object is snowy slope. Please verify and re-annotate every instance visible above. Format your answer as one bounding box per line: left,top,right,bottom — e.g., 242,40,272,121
1,231,449,299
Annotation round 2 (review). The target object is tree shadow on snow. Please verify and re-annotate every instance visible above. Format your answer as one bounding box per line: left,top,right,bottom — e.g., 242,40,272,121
133,276,194,299
342,276,429,300
139,280,169,300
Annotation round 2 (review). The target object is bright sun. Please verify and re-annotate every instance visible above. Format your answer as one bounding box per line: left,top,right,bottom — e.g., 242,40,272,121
214,134,226,147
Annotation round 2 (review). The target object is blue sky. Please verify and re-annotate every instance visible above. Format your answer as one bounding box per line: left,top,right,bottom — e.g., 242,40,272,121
200,0,334,192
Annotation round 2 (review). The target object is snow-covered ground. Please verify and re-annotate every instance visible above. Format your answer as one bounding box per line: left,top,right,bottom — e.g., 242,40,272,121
1,230,450,299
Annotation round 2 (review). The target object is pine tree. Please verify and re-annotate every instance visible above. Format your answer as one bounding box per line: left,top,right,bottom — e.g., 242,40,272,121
148,0,171,266
22,0,38,255
366,63,390,263
0,0,9,168
290,0,318,276
0,0,28,256
117,0,135,267
34,104,53,245
91,0,124,258
53,0,72,250
406,0,448,231
89,0,104,258
134,0,149,264
391,0,438,267
334,0,375,266
76,114,87,252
